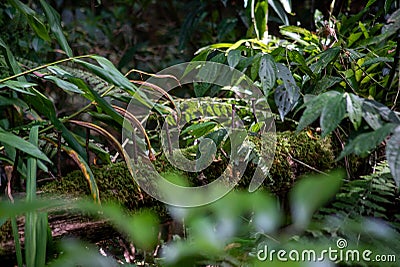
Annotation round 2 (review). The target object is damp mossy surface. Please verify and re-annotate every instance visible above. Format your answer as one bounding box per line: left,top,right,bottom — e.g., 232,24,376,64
40,130,335,208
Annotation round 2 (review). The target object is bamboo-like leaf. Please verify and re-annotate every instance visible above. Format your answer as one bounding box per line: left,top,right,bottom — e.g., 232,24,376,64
56,141,100,203
68,120,142,191
43,75,84,94
0,128,50,163
75,56,136,93
0,80,36,95
39,0,73,57
24,87,87,160
0,37,24,80
69,76,124,125
8,0,51,42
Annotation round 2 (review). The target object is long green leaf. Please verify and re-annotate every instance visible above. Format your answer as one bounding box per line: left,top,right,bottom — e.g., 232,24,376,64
43,75,84,94
75,56,135,93
0,129,50,163
69,78,124,125
39,0,73,57
24,88,87,160
8,0,51,42
0,37,24,81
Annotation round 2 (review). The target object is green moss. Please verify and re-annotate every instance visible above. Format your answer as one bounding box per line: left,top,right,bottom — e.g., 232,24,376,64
41,130,335,209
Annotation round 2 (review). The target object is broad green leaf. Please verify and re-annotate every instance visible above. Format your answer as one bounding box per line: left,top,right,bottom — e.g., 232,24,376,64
0,129,50,163
287,50,314,77
43,75,84,94
339,123,397,159
227,50,241,68
40,0,73,57
258,53,277,95
310,47,340,74
274,84,299,121
290,170,344,229
386,125,400,187
345,93,363,130
250,54,262,81
362,57,394,67
348,32,363,47
296,91,340,132
320,93,346,137
274,63,300,120
362,100,400,130
314,76,342,93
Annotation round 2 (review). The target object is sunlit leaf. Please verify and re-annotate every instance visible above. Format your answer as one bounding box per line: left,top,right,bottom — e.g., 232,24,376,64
0,80,36,95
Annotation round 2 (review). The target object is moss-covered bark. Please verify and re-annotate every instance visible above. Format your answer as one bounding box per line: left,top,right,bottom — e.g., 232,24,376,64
40,130,335,209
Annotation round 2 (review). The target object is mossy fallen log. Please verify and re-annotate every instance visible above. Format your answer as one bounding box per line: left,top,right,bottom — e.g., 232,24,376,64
41,130,335,208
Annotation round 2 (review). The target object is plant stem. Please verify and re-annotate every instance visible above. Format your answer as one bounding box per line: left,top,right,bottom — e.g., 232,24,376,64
0,55,93,83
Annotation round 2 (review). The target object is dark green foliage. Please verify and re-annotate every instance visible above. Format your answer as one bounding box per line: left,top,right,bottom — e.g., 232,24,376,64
317,161,399,228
